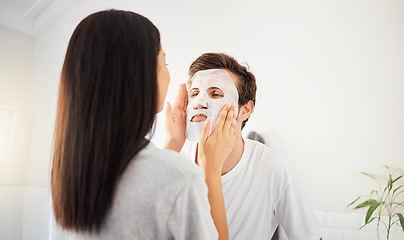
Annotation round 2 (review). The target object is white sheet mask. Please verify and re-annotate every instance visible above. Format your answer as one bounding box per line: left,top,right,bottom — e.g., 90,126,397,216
186,69,239,142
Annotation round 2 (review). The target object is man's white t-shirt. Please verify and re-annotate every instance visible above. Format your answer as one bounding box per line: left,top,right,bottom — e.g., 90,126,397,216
182,138,321,240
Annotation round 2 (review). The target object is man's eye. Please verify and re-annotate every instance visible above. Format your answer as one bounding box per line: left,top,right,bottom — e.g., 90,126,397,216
211,92,224,98
191,92,199,98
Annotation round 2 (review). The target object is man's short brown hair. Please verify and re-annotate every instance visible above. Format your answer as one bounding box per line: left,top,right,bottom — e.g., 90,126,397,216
188,53,257,129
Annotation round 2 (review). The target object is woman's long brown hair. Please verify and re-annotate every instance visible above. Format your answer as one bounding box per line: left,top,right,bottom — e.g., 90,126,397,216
51,10,160,232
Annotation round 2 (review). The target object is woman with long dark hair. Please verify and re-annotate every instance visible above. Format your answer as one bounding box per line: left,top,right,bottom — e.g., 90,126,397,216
50,10,236,239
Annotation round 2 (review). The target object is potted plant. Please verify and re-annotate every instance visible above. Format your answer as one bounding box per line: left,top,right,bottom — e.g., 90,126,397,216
347,166,404,239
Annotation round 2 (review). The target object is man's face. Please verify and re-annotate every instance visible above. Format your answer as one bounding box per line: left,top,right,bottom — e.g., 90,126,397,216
186,69,239,142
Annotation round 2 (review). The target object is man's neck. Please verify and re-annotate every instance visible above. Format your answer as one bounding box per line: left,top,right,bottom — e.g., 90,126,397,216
221,134,244,176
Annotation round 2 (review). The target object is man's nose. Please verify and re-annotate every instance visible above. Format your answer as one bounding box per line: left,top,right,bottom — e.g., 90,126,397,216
194,102,208,109
193,91,209,109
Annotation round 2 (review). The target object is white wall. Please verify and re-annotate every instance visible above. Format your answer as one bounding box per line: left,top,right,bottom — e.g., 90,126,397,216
0,24,34,240
2,0,404,239
0,24,33,186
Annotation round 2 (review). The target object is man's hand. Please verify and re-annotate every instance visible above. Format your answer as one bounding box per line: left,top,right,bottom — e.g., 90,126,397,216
197,104,237,173
164,83,188,152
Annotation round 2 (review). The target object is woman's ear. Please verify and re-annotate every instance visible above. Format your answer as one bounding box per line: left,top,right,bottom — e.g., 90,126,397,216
237,100,254,122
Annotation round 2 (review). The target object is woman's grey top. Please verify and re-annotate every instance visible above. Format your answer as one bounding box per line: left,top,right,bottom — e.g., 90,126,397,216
49,142,218,240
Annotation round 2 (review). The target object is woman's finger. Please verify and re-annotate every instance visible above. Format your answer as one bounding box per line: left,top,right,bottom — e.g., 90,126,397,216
198,118,211,147
230,119,237,135
165,102,172,120
223,105,236,133
173,83,188,111
183,84,189,111
212,104,230,133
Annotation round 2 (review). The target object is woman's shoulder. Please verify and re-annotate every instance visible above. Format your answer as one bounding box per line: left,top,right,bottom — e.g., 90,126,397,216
114,142,206,209
130,142,204,182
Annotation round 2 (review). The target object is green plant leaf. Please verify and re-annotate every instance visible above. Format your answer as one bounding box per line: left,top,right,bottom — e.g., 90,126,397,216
393,185,403,196
369,190,379,199
359,217,376,230
354,199,378,209
360,172,380,184
394,189,404,199
365,202,379,224
388,175,393,191
347,196,361,209
383,185,389,194
397,213,404,232
392,175,403,183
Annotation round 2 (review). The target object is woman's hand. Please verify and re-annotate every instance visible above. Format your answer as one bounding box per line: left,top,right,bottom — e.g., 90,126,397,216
197,103,237,173
164,83,188,152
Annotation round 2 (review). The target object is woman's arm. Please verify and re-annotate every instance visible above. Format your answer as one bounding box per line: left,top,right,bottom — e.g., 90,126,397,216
164,85,235,239
197,104,237,240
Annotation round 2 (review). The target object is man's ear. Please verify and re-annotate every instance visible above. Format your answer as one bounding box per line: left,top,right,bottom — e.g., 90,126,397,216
237,100,254,122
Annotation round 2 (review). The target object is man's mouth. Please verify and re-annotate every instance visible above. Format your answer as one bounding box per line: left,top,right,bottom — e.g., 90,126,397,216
190,113,207,122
